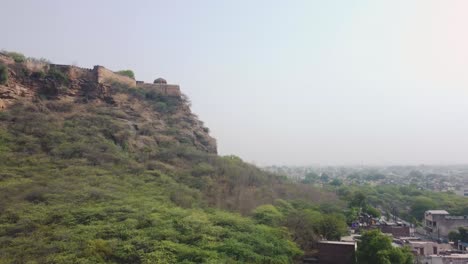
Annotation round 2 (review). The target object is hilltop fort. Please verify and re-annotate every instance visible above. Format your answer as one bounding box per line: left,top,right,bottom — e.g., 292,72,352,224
0,51,180,108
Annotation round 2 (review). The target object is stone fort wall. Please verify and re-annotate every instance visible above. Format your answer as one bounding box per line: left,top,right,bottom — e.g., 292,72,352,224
21,61,181,97
137,83,181,97
94,66,136,88
50,64,95,81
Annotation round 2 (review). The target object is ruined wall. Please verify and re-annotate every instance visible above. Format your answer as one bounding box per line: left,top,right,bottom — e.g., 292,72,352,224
137,83,181,97
49,64,95,81
24,60,49,72
69,66,95,80
95,66,136,87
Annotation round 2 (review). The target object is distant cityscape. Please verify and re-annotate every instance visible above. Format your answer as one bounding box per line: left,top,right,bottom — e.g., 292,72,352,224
264,165,468,197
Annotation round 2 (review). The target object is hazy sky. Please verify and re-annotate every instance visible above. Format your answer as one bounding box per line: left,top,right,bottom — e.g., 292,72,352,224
3,0,468,166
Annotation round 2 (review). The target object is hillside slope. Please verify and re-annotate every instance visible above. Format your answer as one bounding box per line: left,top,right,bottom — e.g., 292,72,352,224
0,53,339,263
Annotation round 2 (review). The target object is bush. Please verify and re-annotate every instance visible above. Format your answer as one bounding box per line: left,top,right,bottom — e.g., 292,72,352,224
252,204,284,226
47,67,69,85
0,63,7,84
6,51,26,63
116,70,135,79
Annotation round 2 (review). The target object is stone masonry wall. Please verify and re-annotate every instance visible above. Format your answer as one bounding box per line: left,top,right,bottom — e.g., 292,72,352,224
137,83,181,97
95,66,136,87
47,64,181,97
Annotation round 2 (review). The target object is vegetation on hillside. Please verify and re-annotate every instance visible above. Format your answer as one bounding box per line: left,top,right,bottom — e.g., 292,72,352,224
116,70,135,79
3,51,26,63
0,63,7,85
329,184,468,224
0,81,342,263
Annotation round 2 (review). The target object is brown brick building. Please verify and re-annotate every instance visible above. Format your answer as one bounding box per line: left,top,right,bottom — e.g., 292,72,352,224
316,241,356,264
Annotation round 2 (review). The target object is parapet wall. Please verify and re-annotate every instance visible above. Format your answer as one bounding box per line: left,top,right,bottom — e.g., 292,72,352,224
43,63,181,97
137,83,181,97
25,60,49,72
50,64,95,81
95,66,136,88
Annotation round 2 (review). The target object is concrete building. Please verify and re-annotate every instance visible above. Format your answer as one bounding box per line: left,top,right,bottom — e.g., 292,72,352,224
406,241,452,256
455,185,468,197
424,210,468,240
421,254,468,264
316,241,356,264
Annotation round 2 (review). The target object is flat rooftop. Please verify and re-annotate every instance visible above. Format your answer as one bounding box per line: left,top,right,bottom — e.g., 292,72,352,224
426,210,449,215
427,254,468,259
318,241,356,245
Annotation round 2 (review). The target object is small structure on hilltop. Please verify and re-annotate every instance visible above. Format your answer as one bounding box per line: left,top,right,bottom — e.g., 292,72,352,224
154,78,167,84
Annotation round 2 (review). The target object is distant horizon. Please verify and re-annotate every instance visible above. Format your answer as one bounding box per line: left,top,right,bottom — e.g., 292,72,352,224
3,0,468,165
260,162,468,168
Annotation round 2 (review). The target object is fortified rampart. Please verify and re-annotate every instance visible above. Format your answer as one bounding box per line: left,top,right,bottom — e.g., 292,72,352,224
46,64,181,97
136,83,181,97
94,66,136,88
50,64,95,81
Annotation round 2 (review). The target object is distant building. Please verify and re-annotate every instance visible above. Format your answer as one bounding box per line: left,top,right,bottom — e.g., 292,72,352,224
421,253,468,264
316,241,356,264
406,240,452,256
424,210,468,240
455,185,468,197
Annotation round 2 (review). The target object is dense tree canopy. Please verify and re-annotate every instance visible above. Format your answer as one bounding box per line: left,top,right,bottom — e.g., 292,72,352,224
357,230,413,264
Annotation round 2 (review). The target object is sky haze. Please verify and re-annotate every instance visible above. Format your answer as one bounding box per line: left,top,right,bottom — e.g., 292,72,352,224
2,0,468,165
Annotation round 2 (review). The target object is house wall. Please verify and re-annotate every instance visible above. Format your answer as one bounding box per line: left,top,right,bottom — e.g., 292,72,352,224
426,213,468,239
422,255,468,264
316,242,356,264
408,241,452,256
380,226,411,238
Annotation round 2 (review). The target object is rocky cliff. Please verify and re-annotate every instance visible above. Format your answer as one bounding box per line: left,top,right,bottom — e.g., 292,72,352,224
0,53,217,155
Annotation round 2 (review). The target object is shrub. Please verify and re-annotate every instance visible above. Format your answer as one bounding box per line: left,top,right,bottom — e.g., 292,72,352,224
27,57,51,64
31,70,46,79
45,101,74,112
116,70,135,79
47,67,69,85
0,63,7,84
6,51,26,63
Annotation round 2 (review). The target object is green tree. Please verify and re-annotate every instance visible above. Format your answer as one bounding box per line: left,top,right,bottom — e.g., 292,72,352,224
357,230,413,264
318,214,347,240
365,206,381,218
252,204,284,226
409,196,436,219
330,178,343,186
320,173,330,183
345,207,360,225
302,171,319,184
448,227,468,243
349,191,367,209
